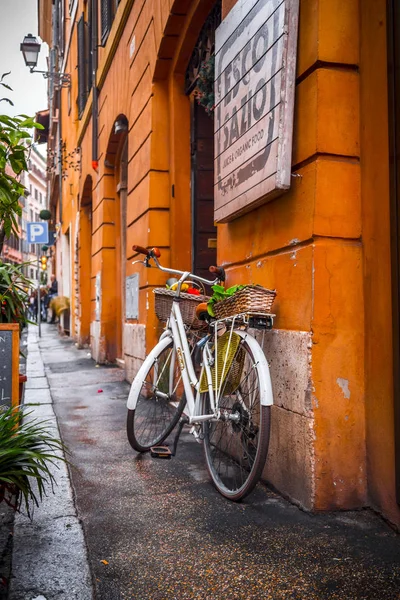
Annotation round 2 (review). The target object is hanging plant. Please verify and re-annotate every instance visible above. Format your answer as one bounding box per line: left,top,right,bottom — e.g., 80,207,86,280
39,209,51,221
194,54,215,115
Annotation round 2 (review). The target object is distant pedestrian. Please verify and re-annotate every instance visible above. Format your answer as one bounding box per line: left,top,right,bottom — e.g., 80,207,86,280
47,275,58,323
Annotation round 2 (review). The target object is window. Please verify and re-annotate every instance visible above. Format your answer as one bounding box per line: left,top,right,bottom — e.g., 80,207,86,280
100,0,121,46
29,184,32,195
30,268,34,280
30,209,34,222
77,14,87,118
77,10,92,118
39,192,43,204
34,188,38,200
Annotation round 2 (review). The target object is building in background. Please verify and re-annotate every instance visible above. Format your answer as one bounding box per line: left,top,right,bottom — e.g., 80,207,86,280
3,145,48,279
24,145,48,281
2,164,24,266
38,0,400,529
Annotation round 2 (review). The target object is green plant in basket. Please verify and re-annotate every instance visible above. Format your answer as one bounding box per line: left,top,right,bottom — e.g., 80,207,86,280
207,284,245,317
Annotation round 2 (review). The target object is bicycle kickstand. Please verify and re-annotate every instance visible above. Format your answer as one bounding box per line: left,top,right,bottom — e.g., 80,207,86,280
150,415,189,460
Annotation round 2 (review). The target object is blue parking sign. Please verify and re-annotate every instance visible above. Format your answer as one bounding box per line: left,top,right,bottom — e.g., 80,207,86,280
27,222,49,244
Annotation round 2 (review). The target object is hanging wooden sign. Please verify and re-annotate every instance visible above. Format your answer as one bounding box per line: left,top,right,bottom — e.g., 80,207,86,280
214,0,299,222
0,324,19,409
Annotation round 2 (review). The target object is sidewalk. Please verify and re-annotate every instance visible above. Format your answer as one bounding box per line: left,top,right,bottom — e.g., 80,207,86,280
9,324,400,600
9,325,93,600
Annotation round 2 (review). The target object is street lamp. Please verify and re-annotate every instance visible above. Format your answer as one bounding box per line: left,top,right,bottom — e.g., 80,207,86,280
20,34,71,88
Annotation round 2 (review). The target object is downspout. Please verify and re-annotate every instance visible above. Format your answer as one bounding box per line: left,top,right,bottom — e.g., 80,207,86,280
91,0,99,169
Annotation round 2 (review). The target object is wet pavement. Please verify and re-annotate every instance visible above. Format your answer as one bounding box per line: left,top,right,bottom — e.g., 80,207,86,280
29,325,400,599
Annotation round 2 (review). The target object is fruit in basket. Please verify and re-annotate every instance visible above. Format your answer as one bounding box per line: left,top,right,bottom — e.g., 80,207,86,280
169,282,189,292
187,287,200,295
166,278,178,288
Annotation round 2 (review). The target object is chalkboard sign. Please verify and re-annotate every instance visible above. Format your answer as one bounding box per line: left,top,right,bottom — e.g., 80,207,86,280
0,324,19,409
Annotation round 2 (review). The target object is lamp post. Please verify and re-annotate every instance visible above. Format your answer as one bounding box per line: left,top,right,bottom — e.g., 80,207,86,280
20,34,70,88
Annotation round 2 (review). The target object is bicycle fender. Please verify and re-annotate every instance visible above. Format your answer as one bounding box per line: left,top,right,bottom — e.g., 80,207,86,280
126,334,173,410
234,330,274,406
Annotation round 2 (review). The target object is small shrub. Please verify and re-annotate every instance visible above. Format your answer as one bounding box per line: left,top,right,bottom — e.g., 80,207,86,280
0,407,67,517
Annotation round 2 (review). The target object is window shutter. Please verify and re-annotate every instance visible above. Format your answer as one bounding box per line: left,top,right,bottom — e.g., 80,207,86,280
77,14,87,118
87,18,93,92
101,0,112,45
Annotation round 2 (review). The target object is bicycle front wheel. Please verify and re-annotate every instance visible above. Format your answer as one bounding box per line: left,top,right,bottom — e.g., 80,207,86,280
127,340,186,452
202,335,271,501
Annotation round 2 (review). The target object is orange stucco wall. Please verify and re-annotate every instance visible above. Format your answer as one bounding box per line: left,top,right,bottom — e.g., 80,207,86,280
218,0,366,510
360,0,400,526
55,0,400,525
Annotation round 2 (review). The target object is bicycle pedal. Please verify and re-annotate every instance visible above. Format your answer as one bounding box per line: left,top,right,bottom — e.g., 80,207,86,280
150,446,172,459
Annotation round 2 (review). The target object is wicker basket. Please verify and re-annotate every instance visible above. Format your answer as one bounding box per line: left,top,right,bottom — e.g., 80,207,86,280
213,285,276,320
154,288,209,330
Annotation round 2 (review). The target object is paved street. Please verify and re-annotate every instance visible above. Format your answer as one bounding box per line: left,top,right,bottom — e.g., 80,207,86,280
11,324,400,599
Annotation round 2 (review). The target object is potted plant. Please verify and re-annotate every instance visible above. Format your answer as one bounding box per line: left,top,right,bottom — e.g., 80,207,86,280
0,260,34,400
0,406,67,516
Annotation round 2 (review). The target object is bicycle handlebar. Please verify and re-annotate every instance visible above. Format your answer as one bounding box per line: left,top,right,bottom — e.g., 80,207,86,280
132,245,161,258
131,245,224,287
209,265,226,282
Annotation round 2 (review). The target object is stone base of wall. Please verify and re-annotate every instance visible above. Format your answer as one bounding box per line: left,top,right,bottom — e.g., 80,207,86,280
90,321,105,364
123,323,146,382
255,329,315,510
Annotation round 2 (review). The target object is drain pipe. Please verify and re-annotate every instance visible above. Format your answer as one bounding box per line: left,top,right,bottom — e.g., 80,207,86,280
91,0,99,170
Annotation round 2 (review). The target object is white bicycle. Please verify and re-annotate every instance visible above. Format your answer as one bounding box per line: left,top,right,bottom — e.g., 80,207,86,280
126,246,274,501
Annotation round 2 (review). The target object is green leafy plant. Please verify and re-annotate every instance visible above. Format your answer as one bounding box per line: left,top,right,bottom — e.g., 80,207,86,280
0,261,33,330
0,407,67,517
207,284,245,316
0,72,44,255
194,54,215,115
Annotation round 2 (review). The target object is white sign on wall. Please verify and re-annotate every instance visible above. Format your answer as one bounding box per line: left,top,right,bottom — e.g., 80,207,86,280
126,274,139,319
214,0,299,222
95,272,101,321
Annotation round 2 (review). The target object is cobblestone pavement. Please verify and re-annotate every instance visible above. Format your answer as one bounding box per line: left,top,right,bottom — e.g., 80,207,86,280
15,324,400,600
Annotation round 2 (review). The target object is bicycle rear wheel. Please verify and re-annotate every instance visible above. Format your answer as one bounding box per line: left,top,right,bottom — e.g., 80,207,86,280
127,340,186,452
202,335,270,501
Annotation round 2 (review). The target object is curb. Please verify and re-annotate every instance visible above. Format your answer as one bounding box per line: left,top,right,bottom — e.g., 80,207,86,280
9,326,93,600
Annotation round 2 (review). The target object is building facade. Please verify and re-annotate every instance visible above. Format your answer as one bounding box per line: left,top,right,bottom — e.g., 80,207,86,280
39,0,400,528
3,146,48,280
25,146,48,281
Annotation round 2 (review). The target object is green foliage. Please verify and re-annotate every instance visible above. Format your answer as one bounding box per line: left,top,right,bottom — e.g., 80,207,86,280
0,406,67,516
0,73,44,252
39,209,51,221
195,55,215,115
0,261,33,329
207,284,245,316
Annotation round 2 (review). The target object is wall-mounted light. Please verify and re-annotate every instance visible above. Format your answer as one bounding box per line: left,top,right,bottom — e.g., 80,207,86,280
114,117,128,135
20,34,71,88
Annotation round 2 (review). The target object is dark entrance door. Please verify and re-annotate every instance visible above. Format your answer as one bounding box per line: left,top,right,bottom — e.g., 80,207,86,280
191,101,217,280
388,0,400,503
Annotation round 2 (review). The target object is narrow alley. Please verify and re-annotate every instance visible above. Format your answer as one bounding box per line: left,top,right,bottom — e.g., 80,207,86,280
11,324,400,600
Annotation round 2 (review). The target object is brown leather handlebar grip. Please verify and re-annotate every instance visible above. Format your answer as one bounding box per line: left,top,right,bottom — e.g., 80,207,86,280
132,245,150,256
132,245,162,258
209,265,226,282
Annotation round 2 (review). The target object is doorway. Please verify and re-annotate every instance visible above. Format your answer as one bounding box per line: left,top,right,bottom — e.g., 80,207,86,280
185,1,221,281
191,101,217,280
388,0,400,503
117,137,128,361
